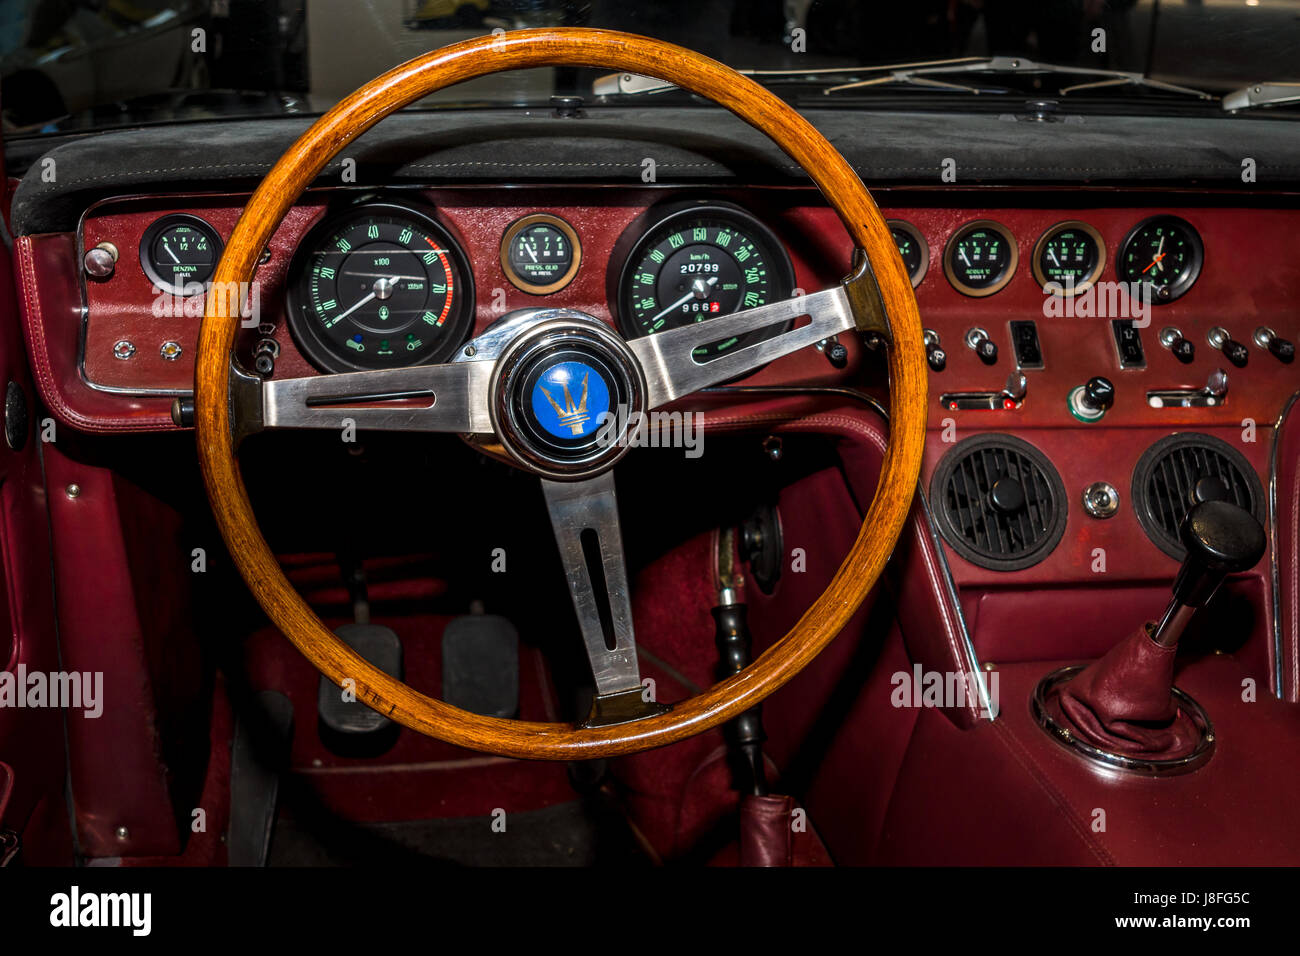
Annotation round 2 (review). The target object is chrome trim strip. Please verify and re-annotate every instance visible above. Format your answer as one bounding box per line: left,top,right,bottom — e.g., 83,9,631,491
1268,389,1300,700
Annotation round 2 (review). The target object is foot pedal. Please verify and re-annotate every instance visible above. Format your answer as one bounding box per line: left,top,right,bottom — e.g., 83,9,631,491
317,623,403,754
228,690,294,867
442,614,519,718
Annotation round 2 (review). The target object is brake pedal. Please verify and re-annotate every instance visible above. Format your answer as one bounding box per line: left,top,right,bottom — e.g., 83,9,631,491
317,622,403,753
442,613,519,718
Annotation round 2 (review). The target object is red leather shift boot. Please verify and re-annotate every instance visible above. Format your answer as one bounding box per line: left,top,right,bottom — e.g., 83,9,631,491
738,794,794,867
1052,624,1202,759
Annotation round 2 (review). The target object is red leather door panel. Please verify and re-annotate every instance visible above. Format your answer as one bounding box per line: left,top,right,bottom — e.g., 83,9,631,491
0,158,73,864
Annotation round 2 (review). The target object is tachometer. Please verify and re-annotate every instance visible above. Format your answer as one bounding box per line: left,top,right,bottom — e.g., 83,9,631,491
286,203,475,372
615,203,795,360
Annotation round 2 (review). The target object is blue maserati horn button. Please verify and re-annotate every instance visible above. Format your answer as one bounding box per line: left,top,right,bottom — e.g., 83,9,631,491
529,360,611,441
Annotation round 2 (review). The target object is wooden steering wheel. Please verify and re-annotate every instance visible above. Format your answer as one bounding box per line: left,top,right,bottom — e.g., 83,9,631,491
195,28,927,760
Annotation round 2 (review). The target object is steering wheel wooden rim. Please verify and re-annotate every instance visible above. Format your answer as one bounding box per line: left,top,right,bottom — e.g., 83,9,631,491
195,27,927,759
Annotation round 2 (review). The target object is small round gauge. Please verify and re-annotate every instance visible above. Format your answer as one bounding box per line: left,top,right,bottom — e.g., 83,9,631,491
501,213,581,294
139,214,223,295
888,219,929,288
286,203,475,373
1032,221,1105,295
1116,215,1203,304
615,203,795,360
944,220,1018,297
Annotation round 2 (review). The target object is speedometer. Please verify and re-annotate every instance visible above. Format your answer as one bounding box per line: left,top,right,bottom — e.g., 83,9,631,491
614,203,795,360
286,202,475,373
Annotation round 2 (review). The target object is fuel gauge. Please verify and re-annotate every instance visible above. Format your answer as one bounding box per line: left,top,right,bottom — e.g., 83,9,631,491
140,214,223,295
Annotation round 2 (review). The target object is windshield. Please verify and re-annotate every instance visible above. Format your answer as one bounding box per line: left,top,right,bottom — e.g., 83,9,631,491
4,0,1299,134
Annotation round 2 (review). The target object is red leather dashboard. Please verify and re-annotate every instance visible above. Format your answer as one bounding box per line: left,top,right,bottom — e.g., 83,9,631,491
18,186,1299,427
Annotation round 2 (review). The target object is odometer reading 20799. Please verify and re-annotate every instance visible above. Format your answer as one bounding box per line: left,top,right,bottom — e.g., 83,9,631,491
287,203,475,373
616,204,795,360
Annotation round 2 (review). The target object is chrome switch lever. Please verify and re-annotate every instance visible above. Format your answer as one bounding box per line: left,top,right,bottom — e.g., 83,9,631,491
1147,368,1229,408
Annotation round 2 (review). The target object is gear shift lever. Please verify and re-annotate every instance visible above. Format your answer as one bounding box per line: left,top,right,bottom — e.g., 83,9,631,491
1033,500,1266,773
1150,500,1266,647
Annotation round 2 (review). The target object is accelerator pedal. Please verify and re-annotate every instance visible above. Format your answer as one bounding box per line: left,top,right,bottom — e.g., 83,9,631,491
228,690,294,867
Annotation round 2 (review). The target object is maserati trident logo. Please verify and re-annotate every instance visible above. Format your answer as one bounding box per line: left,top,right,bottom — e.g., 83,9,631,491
531,361,610,439
544,371,590,434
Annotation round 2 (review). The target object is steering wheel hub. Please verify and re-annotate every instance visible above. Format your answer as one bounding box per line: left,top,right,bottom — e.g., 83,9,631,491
490,314,645,479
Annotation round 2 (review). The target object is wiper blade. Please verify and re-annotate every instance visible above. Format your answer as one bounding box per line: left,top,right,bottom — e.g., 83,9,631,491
821,56,1214,100
1223,82,1300,111
591,57,989,96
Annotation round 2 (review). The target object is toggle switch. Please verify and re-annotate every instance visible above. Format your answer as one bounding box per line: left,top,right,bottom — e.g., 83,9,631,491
1253,326,1295,364
1158,326,1195,364
1207,326,1249,368
965,327,998,366
924,329,947,372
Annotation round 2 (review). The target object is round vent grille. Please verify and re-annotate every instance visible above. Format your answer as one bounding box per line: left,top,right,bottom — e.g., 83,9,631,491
1132,433,1264,560
930,434,1068,571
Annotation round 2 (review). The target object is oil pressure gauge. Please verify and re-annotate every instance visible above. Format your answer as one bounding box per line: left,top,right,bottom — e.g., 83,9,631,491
501,213,581,294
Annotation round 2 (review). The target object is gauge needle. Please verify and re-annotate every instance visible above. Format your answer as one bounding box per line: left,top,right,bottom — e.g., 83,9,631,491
1143,234,1167,274
1048,248,1060,268
1142,253,1166,274
959,248,972,267
162,239,180,264
333,291,377,323
525,244,538,263
648,276,718,325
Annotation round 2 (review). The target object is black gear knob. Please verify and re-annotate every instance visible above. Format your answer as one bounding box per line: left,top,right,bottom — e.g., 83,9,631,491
1173,500,1266,608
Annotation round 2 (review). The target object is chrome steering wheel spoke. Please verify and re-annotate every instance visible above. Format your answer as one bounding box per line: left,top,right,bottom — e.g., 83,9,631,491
229,357,495,442
541,471,668,727
627,285,858,408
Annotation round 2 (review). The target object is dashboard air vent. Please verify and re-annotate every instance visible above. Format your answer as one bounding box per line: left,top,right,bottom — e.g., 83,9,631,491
930,434,1068,571
1132,433,1264,559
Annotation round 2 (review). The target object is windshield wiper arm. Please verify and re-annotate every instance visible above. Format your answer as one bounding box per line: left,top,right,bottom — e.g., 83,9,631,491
591,57,989,96
822,56,1214,99
1222,82,1300,111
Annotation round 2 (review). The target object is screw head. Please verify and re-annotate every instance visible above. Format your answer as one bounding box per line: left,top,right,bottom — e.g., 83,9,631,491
115,826,129,841
65,484,81,499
